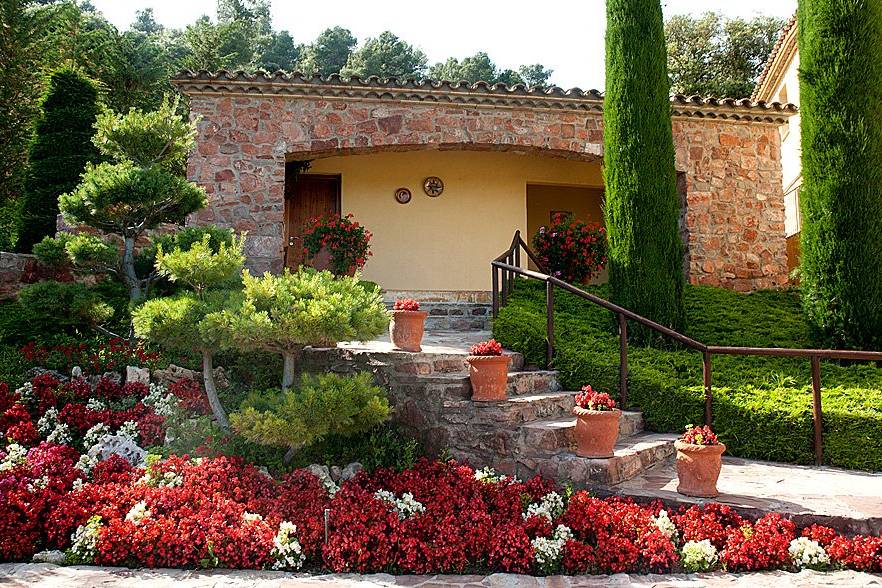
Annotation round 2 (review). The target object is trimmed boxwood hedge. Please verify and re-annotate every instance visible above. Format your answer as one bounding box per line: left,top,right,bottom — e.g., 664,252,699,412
493,281,882,470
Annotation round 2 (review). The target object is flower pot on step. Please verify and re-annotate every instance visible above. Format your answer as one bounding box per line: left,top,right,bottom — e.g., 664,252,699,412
389,310,428,352
467,355,511,401
675,441,726,498
573,407,621,458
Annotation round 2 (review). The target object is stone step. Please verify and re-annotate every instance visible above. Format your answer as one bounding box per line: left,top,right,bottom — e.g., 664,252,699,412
443,391,576,427
507,370,561,396
395,369,559,400
516,433,678,486
389,351,525,376
521,411,645,450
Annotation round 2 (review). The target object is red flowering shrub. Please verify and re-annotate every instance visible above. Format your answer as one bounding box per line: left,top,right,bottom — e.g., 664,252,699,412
827,535,882,572
168,378,209,415
532,213,606,283
469,339,503,356
574,385,616,411
672,503,745,549
802,523,838,547
720,513,795,572
393,298,420,311
302,213,372,276
19,338,160,376
680,424,720,446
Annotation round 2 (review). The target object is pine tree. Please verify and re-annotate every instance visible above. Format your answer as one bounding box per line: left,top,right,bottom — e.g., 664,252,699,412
798,0,882,348
17,68,100,252
603,0,685,340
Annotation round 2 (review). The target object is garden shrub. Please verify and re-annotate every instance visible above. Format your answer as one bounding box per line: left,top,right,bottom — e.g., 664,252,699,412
493,280,882,470
531,213,606,283
290,423,423,472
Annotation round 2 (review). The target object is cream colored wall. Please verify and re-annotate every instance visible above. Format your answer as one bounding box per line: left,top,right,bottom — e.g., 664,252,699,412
308,150,602,291
771,51,803,237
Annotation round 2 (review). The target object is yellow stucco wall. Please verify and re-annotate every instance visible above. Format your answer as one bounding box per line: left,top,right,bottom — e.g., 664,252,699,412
307,150,602,291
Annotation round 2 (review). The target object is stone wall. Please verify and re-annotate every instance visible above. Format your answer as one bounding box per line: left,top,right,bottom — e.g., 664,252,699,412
0,252,71,300
184,90,788,290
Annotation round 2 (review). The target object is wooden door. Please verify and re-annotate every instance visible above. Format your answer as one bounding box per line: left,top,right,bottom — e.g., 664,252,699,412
284,171,341,269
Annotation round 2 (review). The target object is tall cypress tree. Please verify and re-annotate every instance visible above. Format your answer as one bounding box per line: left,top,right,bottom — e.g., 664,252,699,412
17,68,100,252
603,0,685,340
798,0,882,349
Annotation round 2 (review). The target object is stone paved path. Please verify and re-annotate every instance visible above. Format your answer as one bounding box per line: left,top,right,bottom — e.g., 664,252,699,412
617,456,882,535
338,330,490,356
1,564,880,588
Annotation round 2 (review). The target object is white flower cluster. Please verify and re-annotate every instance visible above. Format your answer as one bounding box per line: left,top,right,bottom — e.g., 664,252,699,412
125,501,151,525
651,510,679,542
242,511,263,523
270,521,305,570
84,423,111,447
70,516,102,563
680,539,719,572
117,421,140,443
86,398,108,411
374,489,426,520
14,382,33,405
139,455,184,488
524,491,565,523
46,422,72,445
27,475,49,493
37,407,59,435
474,466,508,484
142,383,179,418
532,524,573,574
789,537,830,569
75,454,98,476
0,443,27,472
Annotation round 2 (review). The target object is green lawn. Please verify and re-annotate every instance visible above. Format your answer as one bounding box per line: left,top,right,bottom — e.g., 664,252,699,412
493,281,882,470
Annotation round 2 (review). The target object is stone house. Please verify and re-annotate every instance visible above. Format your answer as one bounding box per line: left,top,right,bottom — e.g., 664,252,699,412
752,13,801,271
171,71,796,298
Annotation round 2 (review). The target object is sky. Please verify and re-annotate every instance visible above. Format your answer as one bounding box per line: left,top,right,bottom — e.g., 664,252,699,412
91,0,797,89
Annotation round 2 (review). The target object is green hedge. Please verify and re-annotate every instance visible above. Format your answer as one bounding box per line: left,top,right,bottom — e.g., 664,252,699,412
493,281,882,470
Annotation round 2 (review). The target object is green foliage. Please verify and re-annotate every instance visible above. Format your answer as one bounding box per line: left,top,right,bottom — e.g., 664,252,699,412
17,68,101,252
428,53,554,87
493,281,882,470
341,31,428,79
798,0,882,348
133,290,237,354
231,373,391,449
92,96,195,174
224,268,389,353
299,27,357,76
665,12,785,98
604,0,685,341
155,234,244,295
1,281,113,345
291,423,424,472
0,342,27,389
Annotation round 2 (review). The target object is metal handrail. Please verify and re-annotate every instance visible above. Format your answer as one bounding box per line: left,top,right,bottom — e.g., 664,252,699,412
491,231,882,465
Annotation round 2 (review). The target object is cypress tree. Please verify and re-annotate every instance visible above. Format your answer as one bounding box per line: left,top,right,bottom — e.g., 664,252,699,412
603,0,685,340
798,0,882,348
17,68,100,252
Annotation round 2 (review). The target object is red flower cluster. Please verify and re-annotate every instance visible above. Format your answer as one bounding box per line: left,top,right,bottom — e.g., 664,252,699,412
168,378,210,415
393,298,420,311
469,339,503,357
20,339,159,376
574,385,616,411
680,425,720,446
532,213,607,283
302,213,372,276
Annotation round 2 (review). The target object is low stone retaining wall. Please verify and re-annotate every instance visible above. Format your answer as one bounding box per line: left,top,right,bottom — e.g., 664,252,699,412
0,252,71,300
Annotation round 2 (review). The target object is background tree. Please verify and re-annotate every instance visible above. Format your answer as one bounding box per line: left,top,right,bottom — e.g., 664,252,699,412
341,31,427,79
798,0,882,348
132,7,163,35
516,64,554,87
429,52,497,83
299,26,357,76
604,0,685,340
665,12,784,98
57,98,207,302
258,30,300,71
16,68,101,252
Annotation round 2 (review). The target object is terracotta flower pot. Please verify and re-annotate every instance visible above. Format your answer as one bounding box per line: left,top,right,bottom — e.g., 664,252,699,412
572,407,621,458
467,355,511,401
675,441,726,498
389,310,428,352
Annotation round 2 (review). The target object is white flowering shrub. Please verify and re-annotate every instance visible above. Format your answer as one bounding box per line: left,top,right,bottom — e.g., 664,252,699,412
27,475,49,493
46,422,72,445
681,539,718,572
242,511,263,523
0,443,28,472
84,423,111,447
142,383,179,418
86,397,108,411
117,420,140,442
651,510,679,542
270,521,305,570
789,537,830,569
474,466,509,484
524,491,565,522
125,501,151,525
37,407,59,435
69,516,102,564
139,455,183,488
532,524,573,574
374,489,426,520
15,382,34,405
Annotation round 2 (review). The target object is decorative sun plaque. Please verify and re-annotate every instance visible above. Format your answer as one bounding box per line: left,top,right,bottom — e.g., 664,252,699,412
394,187,412,204
423,176,444,197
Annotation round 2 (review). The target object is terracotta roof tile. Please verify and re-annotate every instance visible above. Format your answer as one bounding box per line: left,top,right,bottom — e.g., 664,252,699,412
752,12,798,101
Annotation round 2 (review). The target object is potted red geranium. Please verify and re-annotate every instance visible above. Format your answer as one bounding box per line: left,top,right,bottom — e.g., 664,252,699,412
675,425,726,498
302,213,372,276
466,339,511,401
532,213,606,283
572,386,620,458
389,298,428,352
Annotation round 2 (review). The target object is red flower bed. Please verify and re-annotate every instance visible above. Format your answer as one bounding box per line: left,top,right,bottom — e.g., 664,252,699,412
19,338,160,376
573,385,616,411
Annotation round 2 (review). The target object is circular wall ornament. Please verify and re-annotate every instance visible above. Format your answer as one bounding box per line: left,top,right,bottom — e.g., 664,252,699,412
394,187,412,204
423,176,444,197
